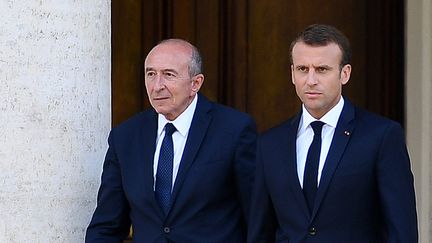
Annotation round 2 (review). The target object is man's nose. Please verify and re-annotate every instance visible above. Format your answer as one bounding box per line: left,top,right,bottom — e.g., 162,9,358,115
306,70,318,85
154,74,165,90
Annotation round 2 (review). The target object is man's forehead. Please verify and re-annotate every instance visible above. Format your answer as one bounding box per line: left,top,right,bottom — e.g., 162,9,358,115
151,41,192,56
293,41,341,51
145,43,191,64
292,42,342,62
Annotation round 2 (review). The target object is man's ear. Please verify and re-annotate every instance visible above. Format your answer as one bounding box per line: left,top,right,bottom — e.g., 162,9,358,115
191,74,204,93
291,65,296,85
341,64,351,85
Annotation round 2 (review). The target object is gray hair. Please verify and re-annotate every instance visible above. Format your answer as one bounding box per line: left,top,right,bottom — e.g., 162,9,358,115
158,39,203,77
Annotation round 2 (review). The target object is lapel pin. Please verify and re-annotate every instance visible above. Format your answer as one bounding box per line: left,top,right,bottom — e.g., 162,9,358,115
344,131,350,136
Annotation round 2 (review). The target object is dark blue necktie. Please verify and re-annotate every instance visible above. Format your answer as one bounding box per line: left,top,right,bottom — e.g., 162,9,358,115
155,123,176,215
303,121,324,213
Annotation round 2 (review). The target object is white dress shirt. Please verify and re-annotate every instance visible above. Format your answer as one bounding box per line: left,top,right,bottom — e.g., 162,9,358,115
296,97,344,188
153,95,198,189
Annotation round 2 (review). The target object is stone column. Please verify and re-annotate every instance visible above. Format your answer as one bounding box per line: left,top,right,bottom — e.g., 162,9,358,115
406,0,432,242
0,1,111,242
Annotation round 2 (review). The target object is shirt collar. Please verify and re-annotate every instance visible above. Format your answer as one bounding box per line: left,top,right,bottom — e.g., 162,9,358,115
157,94,198,137
299,96,345,133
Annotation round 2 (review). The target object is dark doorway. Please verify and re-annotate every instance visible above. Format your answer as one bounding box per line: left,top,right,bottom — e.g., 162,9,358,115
112,0,405,132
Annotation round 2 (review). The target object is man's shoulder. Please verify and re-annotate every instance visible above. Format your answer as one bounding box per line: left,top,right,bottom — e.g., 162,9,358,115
261,116,298,139
211,102,251,118
199,95,254,124
353,106,402,129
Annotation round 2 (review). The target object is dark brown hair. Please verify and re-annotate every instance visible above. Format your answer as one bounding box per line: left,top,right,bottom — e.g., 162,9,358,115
290,24,351,69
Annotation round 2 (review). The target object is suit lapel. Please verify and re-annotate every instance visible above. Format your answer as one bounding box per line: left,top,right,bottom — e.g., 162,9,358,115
283,112,311,218
311,100,356,219
168,94,212,213
137,110,164,216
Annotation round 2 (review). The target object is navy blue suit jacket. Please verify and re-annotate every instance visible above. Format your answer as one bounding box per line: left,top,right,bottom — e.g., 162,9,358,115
248,99,417,243
86,94,257,243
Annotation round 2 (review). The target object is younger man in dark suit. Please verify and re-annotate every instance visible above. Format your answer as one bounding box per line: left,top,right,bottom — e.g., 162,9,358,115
248,24,418,242
86,39,257,242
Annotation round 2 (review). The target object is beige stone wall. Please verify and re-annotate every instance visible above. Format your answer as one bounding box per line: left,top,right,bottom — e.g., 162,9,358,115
406,0,432,242
0,1,111,242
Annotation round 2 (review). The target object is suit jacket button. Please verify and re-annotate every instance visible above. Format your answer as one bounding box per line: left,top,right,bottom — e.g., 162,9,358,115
308,227,316,236
163,227,170,233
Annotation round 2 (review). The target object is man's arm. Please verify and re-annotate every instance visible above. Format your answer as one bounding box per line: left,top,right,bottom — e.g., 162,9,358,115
85,132,131,243
376,122,418,242
247,138,277,243
233,116,257,221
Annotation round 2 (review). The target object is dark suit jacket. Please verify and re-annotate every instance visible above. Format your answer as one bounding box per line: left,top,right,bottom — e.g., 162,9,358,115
86,94,257,243
248,99,418,243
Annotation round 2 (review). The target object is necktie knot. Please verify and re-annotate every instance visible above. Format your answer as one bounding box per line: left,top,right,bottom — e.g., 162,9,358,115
310,121,324,135
164,123,176,136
